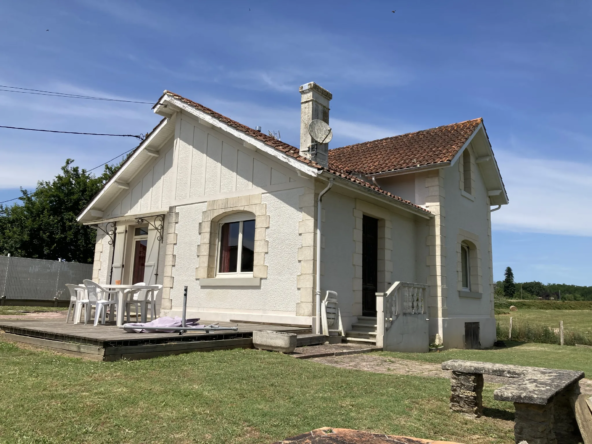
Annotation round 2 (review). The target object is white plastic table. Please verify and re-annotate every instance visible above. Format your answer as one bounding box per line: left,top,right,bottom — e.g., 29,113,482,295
101,284,160,327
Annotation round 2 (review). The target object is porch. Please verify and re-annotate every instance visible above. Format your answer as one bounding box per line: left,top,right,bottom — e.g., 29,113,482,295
0,318,309,361
342,282,430,352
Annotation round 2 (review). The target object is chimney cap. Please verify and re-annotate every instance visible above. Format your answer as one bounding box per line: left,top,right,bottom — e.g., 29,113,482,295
299,82,332,100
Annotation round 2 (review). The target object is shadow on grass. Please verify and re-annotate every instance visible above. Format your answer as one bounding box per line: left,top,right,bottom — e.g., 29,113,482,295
482,406,514,421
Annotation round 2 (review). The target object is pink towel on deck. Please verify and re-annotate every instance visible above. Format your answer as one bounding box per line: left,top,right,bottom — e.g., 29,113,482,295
123,316,201,333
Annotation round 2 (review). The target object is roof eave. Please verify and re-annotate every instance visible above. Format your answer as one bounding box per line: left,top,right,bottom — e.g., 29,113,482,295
76,117,171,223
159,94,320,178
321,171,433,219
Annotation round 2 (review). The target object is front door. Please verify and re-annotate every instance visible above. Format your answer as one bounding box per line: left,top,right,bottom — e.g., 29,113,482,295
131,227,148,284
362,215,378,317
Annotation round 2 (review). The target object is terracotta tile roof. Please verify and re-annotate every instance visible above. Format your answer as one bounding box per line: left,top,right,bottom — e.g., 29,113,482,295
161,91,431,215
161,91,323,169
328,118,483,175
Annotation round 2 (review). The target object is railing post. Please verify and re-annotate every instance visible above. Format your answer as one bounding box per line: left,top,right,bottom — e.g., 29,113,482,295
376,292,385,348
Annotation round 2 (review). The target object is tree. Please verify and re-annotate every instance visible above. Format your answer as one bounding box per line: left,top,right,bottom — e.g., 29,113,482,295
0,159,118,263
503,266,516,298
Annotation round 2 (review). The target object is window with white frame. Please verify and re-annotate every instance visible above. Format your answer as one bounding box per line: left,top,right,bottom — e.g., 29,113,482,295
461,243,471,290
217,214,255,275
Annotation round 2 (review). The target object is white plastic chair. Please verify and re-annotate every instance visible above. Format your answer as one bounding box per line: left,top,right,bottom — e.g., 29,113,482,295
125,284,161,322
125,282,146,322
83,280,119,327
65,284,89,324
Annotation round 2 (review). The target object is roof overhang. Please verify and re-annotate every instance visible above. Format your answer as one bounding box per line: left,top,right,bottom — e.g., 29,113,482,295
154,94,320,178
370,123,509,206
321,171,433,219
77,118,174,223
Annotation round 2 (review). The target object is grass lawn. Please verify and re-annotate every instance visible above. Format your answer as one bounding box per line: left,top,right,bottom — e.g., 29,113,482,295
0,339,515,444
0,306,67,315
379,341,592,376
496,309,592,343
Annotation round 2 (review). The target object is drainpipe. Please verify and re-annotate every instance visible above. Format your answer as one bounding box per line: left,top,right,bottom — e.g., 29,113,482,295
490,205,501,212
316,178,334,334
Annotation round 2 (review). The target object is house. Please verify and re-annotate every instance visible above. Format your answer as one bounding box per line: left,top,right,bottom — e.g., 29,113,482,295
77,82,508,351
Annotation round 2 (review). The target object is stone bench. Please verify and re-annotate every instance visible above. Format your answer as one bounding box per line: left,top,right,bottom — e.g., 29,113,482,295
442,360,584,444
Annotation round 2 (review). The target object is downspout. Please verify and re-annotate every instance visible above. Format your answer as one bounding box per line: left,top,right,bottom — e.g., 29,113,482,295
316,178,334,334
490,205,501,212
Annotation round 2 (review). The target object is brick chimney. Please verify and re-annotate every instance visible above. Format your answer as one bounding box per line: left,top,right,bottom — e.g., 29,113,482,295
299,82,332,168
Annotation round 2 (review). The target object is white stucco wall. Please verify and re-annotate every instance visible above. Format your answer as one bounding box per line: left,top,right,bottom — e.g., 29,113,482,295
442,144,496,348
383,314,429,353
168,187,305,323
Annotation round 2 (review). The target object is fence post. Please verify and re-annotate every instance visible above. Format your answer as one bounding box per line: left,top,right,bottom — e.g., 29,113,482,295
560,321,564,346
509,317,513,340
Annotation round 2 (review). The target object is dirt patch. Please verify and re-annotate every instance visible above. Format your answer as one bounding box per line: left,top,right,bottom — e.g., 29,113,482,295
276,427,459,444
310,353,592,390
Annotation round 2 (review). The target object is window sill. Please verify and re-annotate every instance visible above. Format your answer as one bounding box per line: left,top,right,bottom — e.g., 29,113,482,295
459,290,482,299
461,190,475,201
199,277,261,287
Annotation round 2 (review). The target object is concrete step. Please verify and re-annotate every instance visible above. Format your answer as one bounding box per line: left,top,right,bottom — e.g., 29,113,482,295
343,336,377,345
351,324,376,333
345,330,376,339
296,334,328,347
354,317,377,327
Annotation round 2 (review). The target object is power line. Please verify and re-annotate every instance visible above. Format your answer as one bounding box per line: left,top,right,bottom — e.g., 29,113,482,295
0,146,138,205
0,84,153,104
87,147,137,172
0,125,143,139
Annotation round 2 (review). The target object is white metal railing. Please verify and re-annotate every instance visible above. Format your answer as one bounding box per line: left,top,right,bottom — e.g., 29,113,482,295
377,281,428,332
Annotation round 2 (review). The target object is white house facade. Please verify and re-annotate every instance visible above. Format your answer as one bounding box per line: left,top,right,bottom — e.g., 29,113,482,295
78,82,508,351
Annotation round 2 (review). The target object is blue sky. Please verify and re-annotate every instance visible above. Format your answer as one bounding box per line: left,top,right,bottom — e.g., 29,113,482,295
1,1,591,285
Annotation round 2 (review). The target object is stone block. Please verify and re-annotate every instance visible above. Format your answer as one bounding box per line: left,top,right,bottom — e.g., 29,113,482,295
299,219,315,234
253,265,268,279
450,371,483,418
249,194,262,204
514,402,555,444
256,215,270,228
253,330,297,353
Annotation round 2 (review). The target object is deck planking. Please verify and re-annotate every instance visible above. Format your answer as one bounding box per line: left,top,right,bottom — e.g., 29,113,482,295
0,318,310,361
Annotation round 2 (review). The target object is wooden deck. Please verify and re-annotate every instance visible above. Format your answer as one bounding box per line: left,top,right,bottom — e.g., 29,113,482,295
0,318,310,361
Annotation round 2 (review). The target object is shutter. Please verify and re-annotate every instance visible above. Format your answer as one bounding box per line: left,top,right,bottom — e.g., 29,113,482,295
111,226,127,283
142,226,160,285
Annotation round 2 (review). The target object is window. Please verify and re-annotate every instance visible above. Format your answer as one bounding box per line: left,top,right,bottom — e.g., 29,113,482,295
461,243,470,290
218,218,255,274
463,150,472,194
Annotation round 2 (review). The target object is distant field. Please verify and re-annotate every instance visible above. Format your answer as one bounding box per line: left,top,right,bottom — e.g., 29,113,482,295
496,309,592,344
496,299,592,311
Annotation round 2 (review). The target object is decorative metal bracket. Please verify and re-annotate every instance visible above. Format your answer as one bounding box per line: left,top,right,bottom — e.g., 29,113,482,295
94,221,116,245
136,215,165,243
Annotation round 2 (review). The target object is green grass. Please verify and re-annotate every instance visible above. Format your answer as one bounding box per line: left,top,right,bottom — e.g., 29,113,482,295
379,341,592,376
0,306,67,315
495,299,592,311
496,309,592,345
0,340,515,444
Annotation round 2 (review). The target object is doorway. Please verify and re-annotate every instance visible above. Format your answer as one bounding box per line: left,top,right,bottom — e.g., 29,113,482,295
465,322,481,349
131,226,148,284
362,215,379,317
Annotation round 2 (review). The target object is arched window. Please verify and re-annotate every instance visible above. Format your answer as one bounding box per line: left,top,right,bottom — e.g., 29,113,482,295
463,150,472,194
461,243,471,290
217,213,255,275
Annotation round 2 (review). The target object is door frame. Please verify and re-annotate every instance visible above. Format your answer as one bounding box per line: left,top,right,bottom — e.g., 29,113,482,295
362,215,379,317
127,225,149,284
352,199,394,318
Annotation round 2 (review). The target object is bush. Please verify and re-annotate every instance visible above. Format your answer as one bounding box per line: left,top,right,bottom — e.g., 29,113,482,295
496,321,592,346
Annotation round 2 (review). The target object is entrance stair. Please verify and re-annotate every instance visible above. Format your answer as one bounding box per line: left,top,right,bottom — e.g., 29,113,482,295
345,316,377,345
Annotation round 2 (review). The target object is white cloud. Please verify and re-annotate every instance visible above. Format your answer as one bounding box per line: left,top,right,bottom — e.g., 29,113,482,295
492,150,592,237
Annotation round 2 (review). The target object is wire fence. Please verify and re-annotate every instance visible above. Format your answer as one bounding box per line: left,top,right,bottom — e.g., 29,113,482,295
0,256,92,302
